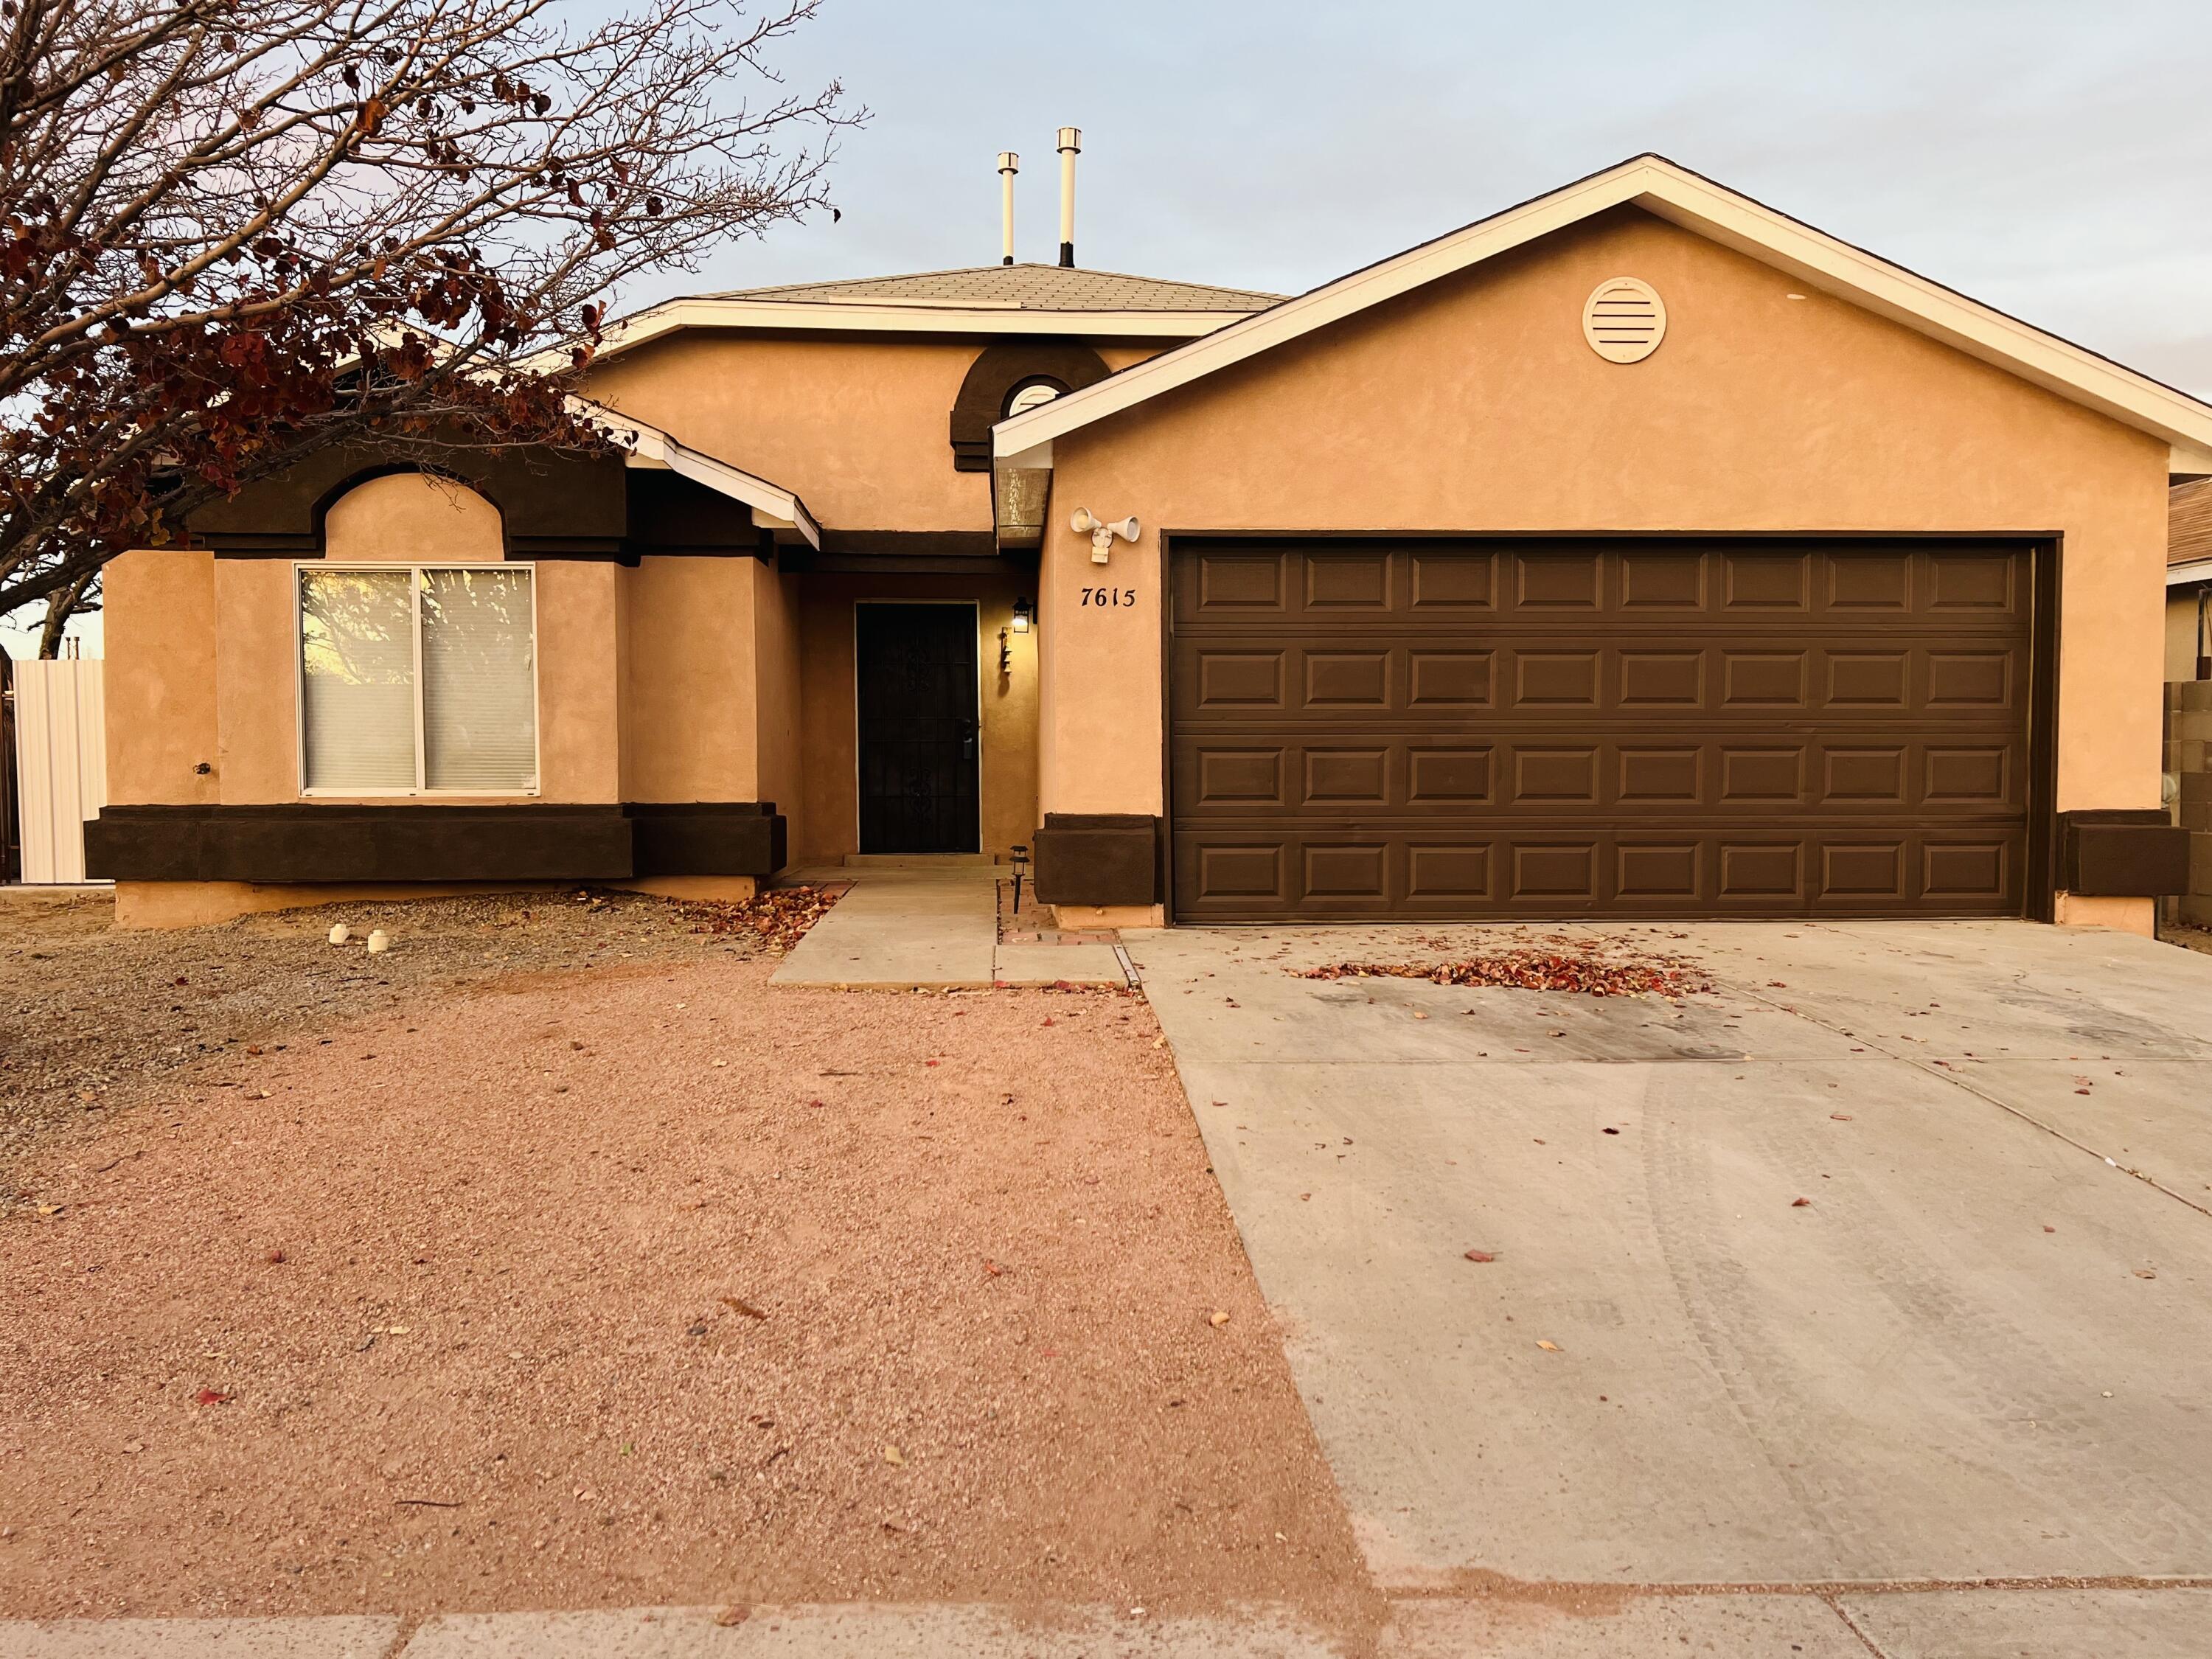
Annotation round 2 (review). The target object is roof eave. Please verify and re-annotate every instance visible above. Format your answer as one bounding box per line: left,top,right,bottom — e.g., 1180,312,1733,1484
574,396,821,550
592,298,1259,361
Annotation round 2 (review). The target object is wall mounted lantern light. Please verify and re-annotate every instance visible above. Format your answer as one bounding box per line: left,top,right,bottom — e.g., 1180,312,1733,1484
1012,597,1034,633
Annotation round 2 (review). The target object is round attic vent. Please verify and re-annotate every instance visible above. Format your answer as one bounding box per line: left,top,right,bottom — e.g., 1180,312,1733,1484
1582,276,1666,364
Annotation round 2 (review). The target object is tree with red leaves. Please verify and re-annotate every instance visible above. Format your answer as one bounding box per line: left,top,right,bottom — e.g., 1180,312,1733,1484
0,0,855,653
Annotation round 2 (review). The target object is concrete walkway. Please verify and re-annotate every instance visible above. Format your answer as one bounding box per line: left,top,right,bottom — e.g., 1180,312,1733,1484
771,862,1126,990
10,1589,2212,1656
1128,919,2212,1607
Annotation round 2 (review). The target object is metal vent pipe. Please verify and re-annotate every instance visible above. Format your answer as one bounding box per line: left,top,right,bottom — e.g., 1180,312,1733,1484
1056,128,1081,267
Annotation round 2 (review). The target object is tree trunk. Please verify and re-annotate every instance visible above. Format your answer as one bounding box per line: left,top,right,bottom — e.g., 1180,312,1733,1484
37,572,93,659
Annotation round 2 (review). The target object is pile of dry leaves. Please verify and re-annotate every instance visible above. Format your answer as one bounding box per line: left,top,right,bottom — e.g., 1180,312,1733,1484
681,884,842,953
1295,947,1711,998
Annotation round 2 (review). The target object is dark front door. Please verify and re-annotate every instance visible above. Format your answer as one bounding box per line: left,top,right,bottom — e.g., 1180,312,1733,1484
856,602,981,854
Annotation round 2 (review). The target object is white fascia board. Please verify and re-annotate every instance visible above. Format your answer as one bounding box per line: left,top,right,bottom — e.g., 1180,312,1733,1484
2169,558,2212,587
594,298,1250,361
582,399,821,550
994,154,2212,464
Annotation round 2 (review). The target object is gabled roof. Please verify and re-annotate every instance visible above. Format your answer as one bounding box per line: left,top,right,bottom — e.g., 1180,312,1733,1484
992,153,2212,479
594,264,1278,361
709,262,1281,313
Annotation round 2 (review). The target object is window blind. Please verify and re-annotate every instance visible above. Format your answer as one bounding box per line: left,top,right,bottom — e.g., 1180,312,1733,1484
299,569,417,790
420,568,537,790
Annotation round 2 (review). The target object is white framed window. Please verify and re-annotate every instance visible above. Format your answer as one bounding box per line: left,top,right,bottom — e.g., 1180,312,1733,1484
296,563,540,795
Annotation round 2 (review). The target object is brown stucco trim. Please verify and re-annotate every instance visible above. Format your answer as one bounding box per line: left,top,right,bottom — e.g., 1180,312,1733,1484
2058,810,2188,897
85,801,788,884
816,530,1001,559
949,341,1112,471
1032,813,1161,907
202,456,767,565
626,802,787,877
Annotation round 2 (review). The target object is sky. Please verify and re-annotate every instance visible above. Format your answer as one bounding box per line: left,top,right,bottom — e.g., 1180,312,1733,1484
9,0,2208,655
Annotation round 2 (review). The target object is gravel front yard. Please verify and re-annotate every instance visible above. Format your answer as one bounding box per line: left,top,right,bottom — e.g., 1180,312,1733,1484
0,886,830,1172
0,906,1376,1637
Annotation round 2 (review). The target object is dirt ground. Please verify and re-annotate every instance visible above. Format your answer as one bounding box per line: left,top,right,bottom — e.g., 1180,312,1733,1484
2164,921,2212,957
0,897,1378,1638
0,886,828,1172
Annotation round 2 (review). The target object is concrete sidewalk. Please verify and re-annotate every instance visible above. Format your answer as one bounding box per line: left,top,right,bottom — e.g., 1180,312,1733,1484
771,862,1126,990
10,1589,2212,1657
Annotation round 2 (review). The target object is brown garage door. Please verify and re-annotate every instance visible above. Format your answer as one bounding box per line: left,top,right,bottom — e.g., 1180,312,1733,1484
1169,539,2038,922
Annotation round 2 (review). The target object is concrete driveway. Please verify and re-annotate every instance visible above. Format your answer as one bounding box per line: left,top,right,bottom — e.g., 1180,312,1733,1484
1129,920,2212,1623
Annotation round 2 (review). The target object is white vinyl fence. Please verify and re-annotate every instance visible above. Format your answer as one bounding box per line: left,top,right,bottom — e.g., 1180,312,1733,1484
8,655,106,883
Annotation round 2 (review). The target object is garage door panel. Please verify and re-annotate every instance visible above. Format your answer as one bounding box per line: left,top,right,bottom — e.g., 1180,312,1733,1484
1171,540,2034,920
1176,733,2022,821
1172,829,2027,922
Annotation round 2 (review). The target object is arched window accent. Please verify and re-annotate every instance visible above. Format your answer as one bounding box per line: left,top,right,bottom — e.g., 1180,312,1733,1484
949,341,1111,471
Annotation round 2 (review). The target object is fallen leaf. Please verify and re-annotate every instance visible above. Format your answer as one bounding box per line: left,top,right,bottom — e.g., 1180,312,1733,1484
1464,1249,1497,1263
714,1607,749,1628
1536,1340,1561,1352
1790,1197,1812,1208
2134,1269,2158,1280
1829,1113,1853,1121
195,1389,231,1406
883,1444,905,1467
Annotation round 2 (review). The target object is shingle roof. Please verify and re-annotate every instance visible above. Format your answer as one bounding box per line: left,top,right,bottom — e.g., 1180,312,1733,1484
708,262,1281,313
2174,478,2212,567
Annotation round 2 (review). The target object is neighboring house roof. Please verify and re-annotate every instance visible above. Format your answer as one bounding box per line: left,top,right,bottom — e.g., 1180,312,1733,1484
2173,478,2212,585
594,264,1280,361
993,153,2212,479
2174,479,2212,564
708,262,1282,313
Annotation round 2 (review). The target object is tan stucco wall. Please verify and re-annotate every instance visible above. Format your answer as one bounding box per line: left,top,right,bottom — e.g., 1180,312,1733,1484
795,570,1039,864
754,564,806,838
621,555,761,800
584,335,991,532
155,473,624,804
324,470,504,560
581,336,1164,533
1038,206,2171,929
2170,588,2207,682
103,547,219,805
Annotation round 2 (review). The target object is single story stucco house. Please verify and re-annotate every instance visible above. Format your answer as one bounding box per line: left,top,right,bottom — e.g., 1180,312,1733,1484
88,155,2202,931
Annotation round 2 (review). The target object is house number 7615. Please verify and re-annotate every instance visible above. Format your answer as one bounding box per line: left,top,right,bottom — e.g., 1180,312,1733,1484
1079,586,1137,608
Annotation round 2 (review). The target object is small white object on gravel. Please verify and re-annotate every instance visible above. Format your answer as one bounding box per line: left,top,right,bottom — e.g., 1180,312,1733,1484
366,930,391,956
327,924,349,946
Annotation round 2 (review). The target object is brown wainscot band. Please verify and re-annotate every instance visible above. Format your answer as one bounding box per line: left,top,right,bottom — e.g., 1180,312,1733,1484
1030,813,1161,908
84,803,787,885
2057,810,2190,898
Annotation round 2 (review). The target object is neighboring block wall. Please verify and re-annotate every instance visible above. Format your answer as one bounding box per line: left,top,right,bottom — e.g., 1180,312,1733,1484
2169,680,2212,927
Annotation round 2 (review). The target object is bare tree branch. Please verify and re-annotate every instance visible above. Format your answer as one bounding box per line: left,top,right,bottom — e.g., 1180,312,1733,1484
0,0,860,647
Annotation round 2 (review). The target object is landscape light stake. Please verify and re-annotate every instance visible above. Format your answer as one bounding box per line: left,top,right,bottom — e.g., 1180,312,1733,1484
1011,844,1029,914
